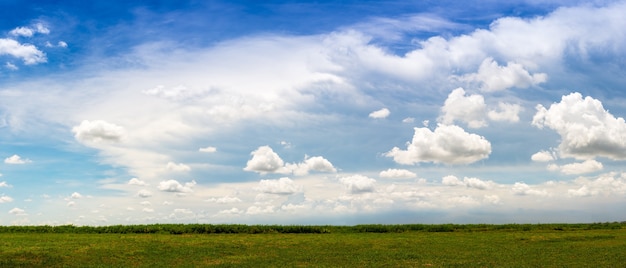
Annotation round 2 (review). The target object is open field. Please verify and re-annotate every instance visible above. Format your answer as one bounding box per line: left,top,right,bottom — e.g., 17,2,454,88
1,223,625,267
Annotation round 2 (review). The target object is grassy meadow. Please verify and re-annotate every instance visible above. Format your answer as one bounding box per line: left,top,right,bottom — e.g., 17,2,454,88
0,223,625,267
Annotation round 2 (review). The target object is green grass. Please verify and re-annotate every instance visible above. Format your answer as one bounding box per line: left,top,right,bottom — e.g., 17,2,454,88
1,224,625,267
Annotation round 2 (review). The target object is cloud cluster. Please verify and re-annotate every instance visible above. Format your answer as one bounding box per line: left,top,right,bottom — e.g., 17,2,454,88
158,180,195,193
385,124,491,165
379,169,417,179
548,159,603,175
533,92,626,160
339,175,376,194
255,177,302,195
442,175,493,190
244,146,336,176
439,88,487,128
461,58,547,92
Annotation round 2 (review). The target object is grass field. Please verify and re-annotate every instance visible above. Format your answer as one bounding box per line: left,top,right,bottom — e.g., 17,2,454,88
1,223,625,267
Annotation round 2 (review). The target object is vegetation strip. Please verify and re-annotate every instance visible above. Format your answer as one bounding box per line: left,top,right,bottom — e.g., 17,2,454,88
0,222,624,234
1,224,625,267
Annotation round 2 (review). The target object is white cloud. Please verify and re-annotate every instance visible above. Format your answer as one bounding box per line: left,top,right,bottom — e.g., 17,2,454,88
0,181,10,188
461,57,547,92
555,159,603,175
402,117,414,123
244,146,286,174
71,192,82,199
439,88,487,128
287,156,337,176
219,208,242,215
533,92,626,160
244,146,336,176
34,23,50,34
568,172,626,197
206,196,242,204
10,27,34,37
72,120,125,143
158,179,195,193
198,146,217,153
8,207,27,215
128,178,148,186
256,177,302,195
379,168,417,179
5,62,18,70
166,162,191,172
0,38,46,64
369,108,390,119
385,124,491,165
137,189,152,198
488,102,522,123
58,41,68,48
442,175,464,186
4,154,31,164
340,175,376,194
0,196,13,203
512,182,548,196
246,205,275,215
442,175,492,190
531,151,555,162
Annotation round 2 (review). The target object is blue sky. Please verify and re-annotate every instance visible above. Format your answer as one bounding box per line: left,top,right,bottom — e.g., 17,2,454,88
1,0,626,225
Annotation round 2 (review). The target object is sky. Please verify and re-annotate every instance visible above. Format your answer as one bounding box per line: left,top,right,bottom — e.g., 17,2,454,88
1,0,625,225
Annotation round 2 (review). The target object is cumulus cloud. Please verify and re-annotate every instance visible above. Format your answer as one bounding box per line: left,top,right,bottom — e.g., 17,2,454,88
379,168,417,179
369,108,390,119
552,159,603,175
0,38,46,64
72,120,125,143
442,175,492,190
512,182,548,196
488,102,522,123
8,207,26,215
219,208,243,215
4,154,31,164
385,124,491,165
199,146,217,153
287,156,337,176
137,189,152,198
244,146,286,174
128,178,147,186
255,177,302,195
71,192,82,199
439,88,487,128
206,196,242,204
0,196,13,203
158,179,195,193
533,92,626,160
246,205,275,215
166,162,191,172
568,172,626,197
462,57,547,92
340,175,376,194
531,150,555,162
0,181,10,188
244,146,336,175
